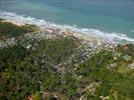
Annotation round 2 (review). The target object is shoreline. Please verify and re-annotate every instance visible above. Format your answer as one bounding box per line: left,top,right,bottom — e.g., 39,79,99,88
2,19,26,26
0,18,116,43
0,18,118,50
1,18,117,41
0,11,134,44
0,14,134,51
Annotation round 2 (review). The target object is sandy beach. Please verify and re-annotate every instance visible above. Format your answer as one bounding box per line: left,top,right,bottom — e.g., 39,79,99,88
1,19,111,41
0,18,118,50
2,19,26,26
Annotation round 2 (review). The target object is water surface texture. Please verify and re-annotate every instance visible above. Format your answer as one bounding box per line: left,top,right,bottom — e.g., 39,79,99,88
1,0,134,41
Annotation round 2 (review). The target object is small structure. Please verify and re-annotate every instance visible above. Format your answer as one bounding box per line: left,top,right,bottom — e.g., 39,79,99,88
128,63,134,70
28,96,34,100
123,45,129,51
26,44,32,49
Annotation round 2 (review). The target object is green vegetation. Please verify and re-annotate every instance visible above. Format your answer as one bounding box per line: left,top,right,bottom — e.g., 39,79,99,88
0,22,134,100
76,45,134,100
0,36,80,99
0,18,5,21
0,20,39,39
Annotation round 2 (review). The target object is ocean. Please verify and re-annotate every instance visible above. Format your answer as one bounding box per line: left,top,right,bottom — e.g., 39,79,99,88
0,0,134,42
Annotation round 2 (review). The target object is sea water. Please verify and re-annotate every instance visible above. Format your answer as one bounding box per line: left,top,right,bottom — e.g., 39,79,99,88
0,0,134,42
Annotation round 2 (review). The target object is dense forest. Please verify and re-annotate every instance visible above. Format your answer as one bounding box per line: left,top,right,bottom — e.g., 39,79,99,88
0,20,134,100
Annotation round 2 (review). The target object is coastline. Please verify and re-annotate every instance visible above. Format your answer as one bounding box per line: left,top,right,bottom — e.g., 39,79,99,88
0,11,134,44
1,11,134,100
1,0,134,99
2,19,26,26
0,18,118,49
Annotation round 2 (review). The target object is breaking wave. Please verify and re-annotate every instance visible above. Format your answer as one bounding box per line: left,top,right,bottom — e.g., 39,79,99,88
0,11,134,43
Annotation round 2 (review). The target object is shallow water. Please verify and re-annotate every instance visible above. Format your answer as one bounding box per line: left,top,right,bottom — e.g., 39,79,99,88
1,0,134,42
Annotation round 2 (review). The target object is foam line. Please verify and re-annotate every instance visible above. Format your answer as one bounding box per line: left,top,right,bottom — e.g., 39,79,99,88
0,11,134,43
